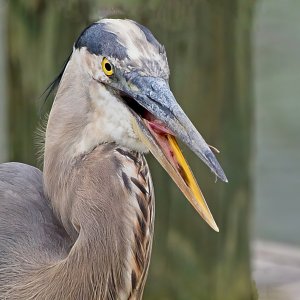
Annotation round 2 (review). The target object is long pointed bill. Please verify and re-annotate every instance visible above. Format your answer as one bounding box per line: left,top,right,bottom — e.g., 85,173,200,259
132,116,219,231
119,75,227,231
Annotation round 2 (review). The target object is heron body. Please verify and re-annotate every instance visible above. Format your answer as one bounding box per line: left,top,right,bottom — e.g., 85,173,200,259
0,19,226,299
0,145,153,299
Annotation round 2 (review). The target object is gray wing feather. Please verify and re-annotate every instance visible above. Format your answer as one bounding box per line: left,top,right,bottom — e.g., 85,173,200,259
0,162,70,291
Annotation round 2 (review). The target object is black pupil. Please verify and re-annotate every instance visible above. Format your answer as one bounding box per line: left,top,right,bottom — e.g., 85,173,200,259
105,63,112,72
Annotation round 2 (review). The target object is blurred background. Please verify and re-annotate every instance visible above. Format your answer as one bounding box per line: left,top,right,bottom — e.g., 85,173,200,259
0,0,299,299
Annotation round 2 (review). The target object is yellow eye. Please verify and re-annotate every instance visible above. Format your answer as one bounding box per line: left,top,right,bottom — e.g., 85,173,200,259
101,57,114,76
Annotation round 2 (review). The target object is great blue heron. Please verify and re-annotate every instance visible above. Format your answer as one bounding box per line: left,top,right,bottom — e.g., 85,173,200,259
0,19,227,299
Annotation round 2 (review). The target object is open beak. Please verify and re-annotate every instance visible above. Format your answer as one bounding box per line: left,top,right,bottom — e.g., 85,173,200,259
119,75,227,232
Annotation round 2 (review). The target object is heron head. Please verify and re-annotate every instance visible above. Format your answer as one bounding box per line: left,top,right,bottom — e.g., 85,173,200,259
62,18,227,231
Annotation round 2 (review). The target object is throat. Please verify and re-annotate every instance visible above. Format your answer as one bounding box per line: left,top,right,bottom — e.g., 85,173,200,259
75,81,149,155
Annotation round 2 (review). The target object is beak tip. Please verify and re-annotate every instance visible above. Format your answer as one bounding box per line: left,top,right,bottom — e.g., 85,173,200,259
211,222,219,232
205,151,228,183
221,174,228,183
205,213,219,232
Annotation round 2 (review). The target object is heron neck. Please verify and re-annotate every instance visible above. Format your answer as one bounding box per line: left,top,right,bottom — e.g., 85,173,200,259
43,53,147,231
43,56,90,234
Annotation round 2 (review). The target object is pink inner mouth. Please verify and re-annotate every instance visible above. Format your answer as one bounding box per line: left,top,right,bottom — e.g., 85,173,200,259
144,118,191,189
144,118,178,169
147,119,173,135
142,110,173,136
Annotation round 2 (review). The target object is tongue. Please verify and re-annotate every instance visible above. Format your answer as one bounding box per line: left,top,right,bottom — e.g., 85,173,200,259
147,119,173,135
145,119,177,168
